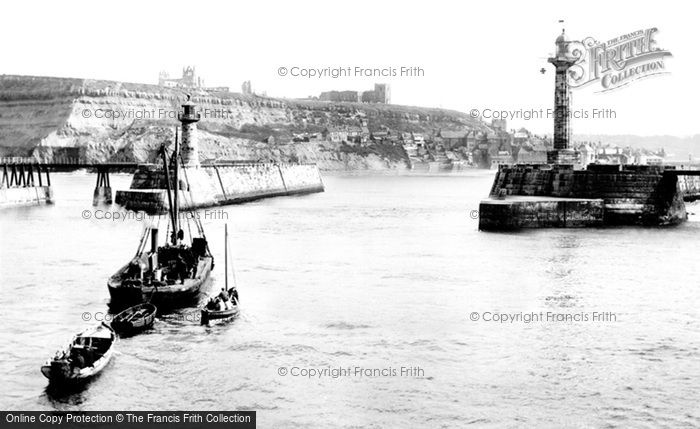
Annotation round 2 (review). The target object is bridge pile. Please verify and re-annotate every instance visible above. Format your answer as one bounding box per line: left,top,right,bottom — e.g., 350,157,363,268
0,158,139,207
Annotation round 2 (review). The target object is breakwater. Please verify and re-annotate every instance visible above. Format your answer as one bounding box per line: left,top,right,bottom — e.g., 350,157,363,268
115,162,324,213
479,164,700,230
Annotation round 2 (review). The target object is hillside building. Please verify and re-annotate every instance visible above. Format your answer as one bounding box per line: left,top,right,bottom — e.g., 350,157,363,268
158,66,229,92
319,84,391,104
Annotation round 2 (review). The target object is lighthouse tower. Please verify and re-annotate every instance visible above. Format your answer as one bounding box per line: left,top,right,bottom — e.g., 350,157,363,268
178,95,201,167
547,29,579,165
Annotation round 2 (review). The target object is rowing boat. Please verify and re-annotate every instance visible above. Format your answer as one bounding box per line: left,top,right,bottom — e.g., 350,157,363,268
41,323,117,384
111,303,157,336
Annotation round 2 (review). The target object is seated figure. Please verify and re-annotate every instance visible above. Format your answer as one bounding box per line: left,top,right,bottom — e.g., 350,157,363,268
206,298,217,311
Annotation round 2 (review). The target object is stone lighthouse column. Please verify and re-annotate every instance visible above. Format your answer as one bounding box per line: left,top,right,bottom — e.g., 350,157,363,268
178,95,201,167
547,30,579,165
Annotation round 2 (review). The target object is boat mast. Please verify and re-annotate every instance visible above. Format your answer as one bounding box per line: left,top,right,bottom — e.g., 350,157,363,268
160,144,176,237
224,224,229,291
172,127,180,245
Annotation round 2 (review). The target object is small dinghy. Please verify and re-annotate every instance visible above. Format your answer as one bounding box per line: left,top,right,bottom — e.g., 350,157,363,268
201,224,240,325
201,289,239,324
41,323,117,384
111,303,157,336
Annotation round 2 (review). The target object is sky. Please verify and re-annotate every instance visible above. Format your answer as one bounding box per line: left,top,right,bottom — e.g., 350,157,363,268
1,0,697,136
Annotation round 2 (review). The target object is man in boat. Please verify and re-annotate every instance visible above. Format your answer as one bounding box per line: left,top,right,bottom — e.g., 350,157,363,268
218,288,234,310
83,346,96,367
180,247,196,277
206,297,218,311
175,254,188,284
229,288,239,305
126,259,143,280
69,348,85,370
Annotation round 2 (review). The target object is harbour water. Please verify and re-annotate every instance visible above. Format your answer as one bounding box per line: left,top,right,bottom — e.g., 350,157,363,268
0,171,699,428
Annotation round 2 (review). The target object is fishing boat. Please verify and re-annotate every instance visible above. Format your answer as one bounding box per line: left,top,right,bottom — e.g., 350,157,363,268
108,124,214,309
41,323,117,384
111,303,157,336
201,224,240,325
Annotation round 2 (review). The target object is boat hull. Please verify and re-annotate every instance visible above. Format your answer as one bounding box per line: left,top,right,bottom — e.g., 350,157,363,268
41,324,117,385
201,306,239,324
111,303,157,336
41,349,114,385
108,257,213,310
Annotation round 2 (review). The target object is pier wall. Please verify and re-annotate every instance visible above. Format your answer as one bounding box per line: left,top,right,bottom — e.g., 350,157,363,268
479,198,604,230
115,163,324,212
0,186,53,207
482,164,687,229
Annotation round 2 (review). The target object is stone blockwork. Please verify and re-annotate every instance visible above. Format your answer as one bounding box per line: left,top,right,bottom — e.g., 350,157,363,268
484,164,688,228
115,163,324,213
0,186,53,207
479,197,604,230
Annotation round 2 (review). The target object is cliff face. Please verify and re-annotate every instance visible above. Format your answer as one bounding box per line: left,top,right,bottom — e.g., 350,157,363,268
0,75,486,170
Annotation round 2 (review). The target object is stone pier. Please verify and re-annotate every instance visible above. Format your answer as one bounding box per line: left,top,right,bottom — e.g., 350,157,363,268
479,196,604,230
115,97,324,213
479,164,688,230
476,29,690,231
115,162,324,213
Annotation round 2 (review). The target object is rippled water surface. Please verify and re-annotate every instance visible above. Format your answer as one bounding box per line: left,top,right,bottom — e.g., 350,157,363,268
1,172,699,428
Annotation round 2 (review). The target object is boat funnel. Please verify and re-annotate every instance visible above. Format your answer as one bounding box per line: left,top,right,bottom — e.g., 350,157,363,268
151,228,159,253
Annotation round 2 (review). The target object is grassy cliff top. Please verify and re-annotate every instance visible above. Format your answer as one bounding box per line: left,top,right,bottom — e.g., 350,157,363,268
0,74,481,126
